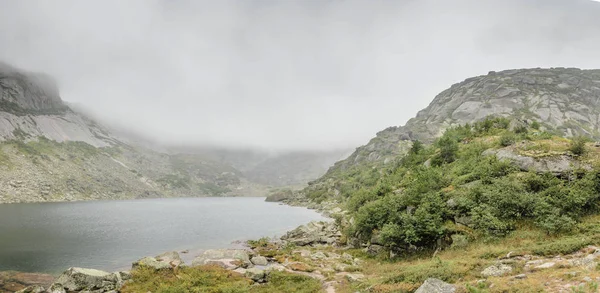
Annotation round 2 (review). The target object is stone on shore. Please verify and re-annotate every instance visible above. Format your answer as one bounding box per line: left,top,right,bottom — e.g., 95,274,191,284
54,267,116,292
132,251,184,270
191,249,251,267
251,256,268,266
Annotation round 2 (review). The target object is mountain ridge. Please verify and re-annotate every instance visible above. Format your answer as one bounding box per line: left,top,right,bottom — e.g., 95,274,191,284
323,67,600,174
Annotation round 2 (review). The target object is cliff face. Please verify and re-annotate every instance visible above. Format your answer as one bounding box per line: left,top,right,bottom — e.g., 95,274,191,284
329,68,600,172
0,62,65,113
0,63,115,147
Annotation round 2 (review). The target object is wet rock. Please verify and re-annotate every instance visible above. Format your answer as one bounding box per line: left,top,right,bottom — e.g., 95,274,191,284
415,278,456,293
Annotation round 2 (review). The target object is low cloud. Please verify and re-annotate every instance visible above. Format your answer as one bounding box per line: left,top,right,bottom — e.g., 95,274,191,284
1,0,599,150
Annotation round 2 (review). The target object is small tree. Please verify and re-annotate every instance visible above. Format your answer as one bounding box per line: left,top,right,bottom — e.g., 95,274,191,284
410,140,423,154
569,136,588,156
437,135,458,164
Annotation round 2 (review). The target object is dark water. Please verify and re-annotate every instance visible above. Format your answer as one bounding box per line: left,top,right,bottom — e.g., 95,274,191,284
0,197,325,274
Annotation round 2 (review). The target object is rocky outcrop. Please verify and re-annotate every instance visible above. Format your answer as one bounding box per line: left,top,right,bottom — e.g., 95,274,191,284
280,221,341,246
132,251,184,270
317,67,600,176
0,62,65,114
191,249,252,268
482,148,591,174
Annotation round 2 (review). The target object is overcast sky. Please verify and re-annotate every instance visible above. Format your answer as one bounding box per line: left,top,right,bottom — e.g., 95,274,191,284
1,0,600,150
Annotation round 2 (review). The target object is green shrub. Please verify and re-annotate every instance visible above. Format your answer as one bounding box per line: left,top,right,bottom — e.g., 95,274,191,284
498,133,515,146
569,136,588,155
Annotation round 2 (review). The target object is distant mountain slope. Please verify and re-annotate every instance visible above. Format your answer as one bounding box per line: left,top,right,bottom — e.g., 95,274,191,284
0,62,345,203
0,63,261,203
165,146,351,188
329,68,600,173
300,68,600,204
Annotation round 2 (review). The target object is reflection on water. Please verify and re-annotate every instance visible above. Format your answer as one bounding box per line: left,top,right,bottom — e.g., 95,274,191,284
0,197,325,273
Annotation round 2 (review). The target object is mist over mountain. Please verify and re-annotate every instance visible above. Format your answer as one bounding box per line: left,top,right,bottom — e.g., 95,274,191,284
1,0,600,150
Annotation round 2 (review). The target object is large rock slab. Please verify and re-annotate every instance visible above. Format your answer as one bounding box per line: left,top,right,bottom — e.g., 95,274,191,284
415,278,456,293
191,249,251,267
482,149,591,174
281,221,340,246
132,251,184,270
54,267,117,292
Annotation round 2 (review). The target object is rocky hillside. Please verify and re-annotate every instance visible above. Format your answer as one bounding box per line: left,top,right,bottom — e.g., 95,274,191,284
328,68,600,172
0,63,266,203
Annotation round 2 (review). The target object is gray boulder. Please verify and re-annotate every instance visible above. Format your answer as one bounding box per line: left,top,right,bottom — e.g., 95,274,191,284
281,221,340,246
54,267,117,292
415,278,456,293
132,251,184,270
251,256,268,266
245,268,266,282
205,259,241,270
481,263,513,277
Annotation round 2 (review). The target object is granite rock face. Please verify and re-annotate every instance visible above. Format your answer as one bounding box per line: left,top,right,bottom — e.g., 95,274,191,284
330,68,600,172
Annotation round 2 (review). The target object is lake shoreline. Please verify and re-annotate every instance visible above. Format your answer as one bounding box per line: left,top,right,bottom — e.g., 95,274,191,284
0,196,336,293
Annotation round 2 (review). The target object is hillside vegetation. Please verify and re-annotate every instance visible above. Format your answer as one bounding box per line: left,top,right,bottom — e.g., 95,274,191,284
306,118,600,252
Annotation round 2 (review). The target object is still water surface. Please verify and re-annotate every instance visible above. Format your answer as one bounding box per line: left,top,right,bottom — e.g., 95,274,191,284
0,197,325,273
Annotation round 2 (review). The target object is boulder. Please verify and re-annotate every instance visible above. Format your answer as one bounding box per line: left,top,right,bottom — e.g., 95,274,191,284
415,278,456,293
265,264,286,272
191,249,251,267
132,251,184,270
281,221,340,246
205,259,241,270
47,283,66,293
54,267,117,292
287,262,313,272
481,263,513,277
15,286,45,293
245,268,266,282
251,256,268,266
